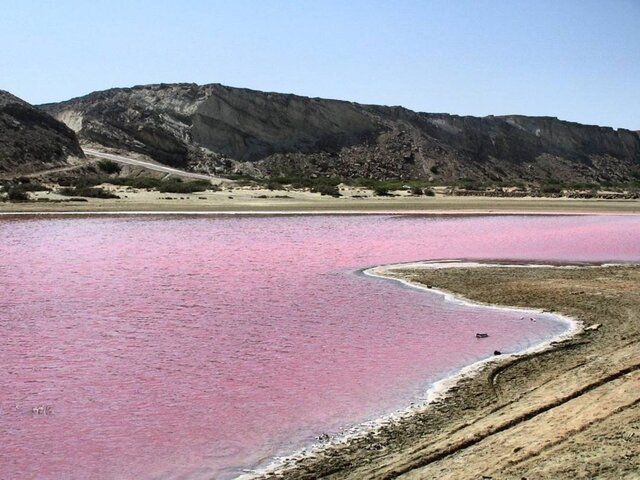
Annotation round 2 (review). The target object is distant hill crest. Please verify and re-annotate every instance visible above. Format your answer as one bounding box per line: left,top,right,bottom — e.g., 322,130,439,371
41,83,640,183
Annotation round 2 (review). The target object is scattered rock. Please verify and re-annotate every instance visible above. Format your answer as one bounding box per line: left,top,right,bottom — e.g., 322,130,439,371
31,405,53,415
584,323,602,331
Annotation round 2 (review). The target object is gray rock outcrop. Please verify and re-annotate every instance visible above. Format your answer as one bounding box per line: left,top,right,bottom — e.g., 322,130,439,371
41,83,640,183
1,91,84,175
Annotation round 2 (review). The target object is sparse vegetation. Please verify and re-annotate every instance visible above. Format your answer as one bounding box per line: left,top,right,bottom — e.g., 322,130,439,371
48,174,218,194
157,179,214,193
9,180,49,192
6,186,30,202
312,184,341,197
58,186,120,199
540,183,563,194
1,180,50,202
266,181,284,191
97,159,122,174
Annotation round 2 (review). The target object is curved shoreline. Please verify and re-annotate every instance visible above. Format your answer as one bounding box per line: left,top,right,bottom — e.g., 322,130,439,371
363,262,582,403
245,260,585,479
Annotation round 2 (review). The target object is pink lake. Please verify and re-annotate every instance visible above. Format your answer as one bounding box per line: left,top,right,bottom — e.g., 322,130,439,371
1,214,639,479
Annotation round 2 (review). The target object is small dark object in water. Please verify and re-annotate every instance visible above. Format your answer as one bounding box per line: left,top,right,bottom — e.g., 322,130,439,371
316,433,330,442
476,333,489,338
494,350,502,355
426,284,433,289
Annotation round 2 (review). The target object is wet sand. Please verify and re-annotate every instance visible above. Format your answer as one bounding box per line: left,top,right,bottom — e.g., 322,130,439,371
251,263,640,479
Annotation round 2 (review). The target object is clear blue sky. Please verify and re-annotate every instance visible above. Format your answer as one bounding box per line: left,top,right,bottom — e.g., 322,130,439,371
2,0,639,129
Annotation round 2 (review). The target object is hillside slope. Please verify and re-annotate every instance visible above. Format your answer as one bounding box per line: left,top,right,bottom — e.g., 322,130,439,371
1,91,84,175
42,83,640,184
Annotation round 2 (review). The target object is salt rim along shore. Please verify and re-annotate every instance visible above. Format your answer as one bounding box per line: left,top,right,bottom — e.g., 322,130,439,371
243,260,591,479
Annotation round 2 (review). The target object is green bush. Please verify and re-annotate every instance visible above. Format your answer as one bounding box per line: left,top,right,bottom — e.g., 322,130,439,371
374,186,390,196
97,159,122,174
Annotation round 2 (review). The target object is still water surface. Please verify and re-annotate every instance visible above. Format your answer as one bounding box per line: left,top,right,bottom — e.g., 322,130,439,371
1,214,639,479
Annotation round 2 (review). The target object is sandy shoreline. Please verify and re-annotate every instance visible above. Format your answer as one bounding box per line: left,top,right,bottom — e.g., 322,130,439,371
249,262,640,479
244,261,583,480
244,262,582,479
0,210,640,217
1,188,640,215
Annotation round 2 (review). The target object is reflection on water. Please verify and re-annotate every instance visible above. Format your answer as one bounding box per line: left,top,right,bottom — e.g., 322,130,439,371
0,214,638,479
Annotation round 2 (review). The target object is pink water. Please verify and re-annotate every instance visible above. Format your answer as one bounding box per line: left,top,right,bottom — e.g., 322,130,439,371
1,214,639,479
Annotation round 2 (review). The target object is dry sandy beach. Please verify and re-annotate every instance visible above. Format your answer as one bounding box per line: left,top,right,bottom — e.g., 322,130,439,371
1,187,640,214
251,263,639,480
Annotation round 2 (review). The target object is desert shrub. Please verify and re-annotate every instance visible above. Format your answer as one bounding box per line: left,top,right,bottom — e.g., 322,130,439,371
109,176,162,189
1,181,49,201
12,181,50,192
58,186,120,199
312,184,341,197
457,178,482,190
272,175,342,190
374,186,390,196
57,175,106,188
266,181,284,191
97,159,122,174
157,179,213,193
541,184,562,194
423,188,435,196
566,182,599,190
224,173,258,181
6,187,30,202
410,186,424,196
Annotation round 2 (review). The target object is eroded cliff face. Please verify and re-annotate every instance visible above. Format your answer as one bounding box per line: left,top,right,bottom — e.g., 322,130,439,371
0,91,84,175
41,83,640,183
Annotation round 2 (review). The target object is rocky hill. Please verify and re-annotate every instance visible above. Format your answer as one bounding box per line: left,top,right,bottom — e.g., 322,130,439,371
0,91,84,175
41,83,640,184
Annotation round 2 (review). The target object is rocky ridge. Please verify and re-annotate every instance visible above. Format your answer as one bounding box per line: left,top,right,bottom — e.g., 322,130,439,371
41,83,640,184
0,91,84,175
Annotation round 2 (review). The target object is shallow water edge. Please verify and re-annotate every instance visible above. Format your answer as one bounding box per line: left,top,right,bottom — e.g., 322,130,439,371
244,260,583,479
